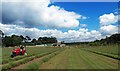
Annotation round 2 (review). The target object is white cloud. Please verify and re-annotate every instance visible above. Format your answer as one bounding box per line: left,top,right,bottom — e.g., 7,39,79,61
99,13,118,26
1,1,119,42
81,16,87,19
2,0,50,2
99,13,118,36
80,24,87,27
2,0,86,28
100,25,118,36
0,23,102,42
118,15,120,21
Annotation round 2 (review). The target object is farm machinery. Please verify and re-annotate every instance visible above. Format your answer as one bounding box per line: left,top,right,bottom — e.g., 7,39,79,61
11,45,27,57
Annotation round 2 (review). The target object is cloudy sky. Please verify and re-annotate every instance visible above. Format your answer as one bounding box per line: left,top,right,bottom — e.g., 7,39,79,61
0,0,119,42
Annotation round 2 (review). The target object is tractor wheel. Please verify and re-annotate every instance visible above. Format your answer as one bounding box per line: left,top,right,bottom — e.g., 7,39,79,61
20,52,22,55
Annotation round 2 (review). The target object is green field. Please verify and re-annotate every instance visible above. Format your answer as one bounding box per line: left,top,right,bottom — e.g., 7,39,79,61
81,45,119,60
1,45,119,70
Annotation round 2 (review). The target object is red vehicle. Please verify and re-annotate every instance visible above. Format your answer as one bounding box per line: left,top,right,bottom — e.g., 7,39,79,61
11,47,26,57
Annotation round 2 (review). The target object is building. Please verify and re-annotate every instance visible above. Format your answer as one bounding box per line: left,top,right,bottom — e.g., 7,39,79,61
52,42,66,47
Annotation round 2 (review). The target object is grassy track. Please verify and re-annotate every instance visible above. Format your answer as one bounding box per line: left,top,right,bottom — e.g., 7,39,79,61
40,48,118,69
40,48,69,69
12,48,65,69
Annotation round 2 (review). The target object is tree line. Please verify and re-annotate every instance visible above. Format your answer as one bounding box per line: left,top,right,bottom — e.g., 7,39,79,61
0,30,57,47
0,30,119,47
65,33,120,46
90,33,120,46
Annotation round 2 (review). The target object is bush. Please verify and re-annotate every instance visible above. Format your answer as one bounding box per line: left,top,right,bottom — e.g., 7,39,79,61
2,64,12,70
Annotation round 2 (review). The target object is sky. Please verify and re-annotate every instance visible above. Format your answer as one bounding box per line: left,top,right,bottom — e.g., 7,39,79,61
0,0,119,42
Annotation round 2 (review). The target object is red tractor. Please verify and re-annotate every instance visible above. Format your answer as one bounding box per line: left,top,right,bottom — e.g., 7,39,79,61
11,46,27,57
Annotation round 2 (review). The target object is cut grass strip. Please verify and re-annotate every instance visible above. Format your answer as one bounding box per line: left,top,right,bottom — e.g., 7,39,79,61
82,49,120,60
78,48,117,69
39,48,118,69
26,49,65,69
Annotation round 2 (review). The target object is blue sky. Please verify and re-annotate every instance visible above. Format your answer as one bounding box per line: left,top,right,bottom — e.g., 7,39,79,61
0,1,119,42
49,2,118,32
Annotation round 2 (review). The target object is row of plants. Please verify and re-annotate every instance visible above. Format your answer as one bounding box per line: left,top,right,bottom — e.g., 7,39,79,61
80,45,118,55
2,47,52,59
81,49,120,60
2,48,62,70
26,49,64,69
2,47,60,64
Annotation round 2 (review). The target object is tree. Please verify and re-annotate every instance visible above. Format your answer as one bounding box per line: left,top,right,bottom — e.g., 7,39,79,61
38,37,42,44
11,35,22,46
92,33,120,46
3,36,12,47
25,36,31,42
0,30,3,47
20,35,25,41
37,36,57,44
31,39,37,45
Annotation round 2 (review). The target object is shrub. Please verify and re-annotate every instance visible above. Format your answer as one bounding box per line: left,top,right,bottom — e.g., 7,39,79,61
2,64,12,70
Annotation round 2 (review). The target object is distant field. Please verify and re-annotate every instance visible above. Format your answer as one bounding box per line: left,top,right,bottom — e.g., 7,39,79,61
81,45,119,60
1,45,119,70
81,45,118,55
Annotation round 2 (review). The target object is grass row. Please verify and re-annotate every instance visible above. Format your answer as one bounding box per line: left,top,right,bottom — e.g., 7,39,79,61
2,47,50,59
82,49,120,60
80,45,118,55
80,45,119,60
2,47,59,64
2,48,61,70
2,55,32,64
26,49,64,69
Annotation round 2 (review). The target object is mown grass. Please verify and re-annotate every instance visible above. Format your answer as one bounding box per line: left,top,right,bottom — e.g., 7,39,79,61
39,48,118,69
2,48,60,70
1,45,119,69
2,47,60,64
26,49,64,69
80,45,119,60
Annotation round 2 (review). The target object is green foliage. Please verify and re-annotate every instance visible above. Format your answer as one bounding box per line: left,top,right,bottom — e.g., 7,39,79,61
91,34,120,46
2,34,58,47
2,35,23,47
65,33,120,46
37,36,57,44
42,57,49,62
27,62,42,69
2,64,12,70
